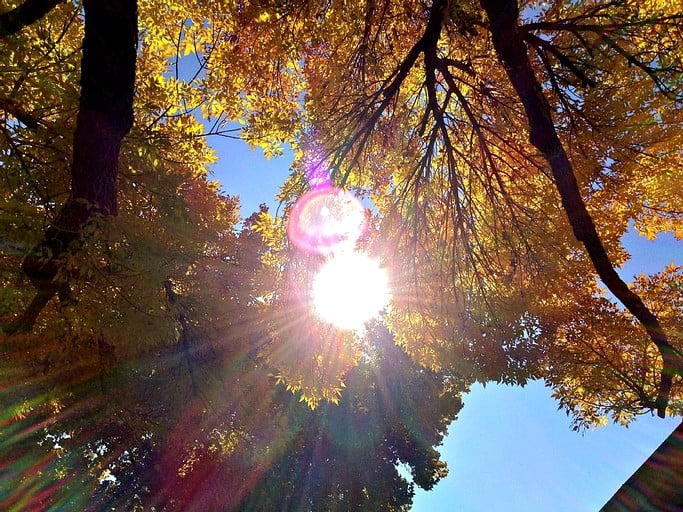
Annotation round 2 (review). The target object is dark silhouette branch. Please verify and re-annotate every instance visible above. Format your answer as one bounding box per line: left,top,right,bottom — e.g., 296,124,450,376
522,31,597,88
332,0,448,185
480,0,682,417
0,97,40,128
0,0,62,37
523,15,683,34
521,15,683,100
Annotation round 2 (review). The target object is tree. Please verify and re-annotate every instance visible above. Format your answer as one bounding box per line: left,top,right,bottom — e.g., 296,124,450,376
0,1,249,508
2,0,137,333
139,324,462,512
1,0,682,510
238,0,683,426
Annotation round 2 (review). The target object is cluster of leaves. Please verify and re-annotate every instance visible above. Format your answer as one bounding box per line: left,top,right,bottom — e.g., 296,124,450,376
237,325,463,512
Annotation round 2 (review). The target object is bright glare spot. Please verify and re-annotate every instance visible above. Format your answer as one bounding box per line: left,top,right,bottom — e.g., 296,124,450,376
312,252,390,331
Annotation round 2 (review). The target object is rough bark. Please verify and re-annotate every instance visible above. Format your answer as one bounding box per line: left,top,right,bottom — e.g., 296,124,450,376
0,0,61,37
480,0,682,417
6,0,137,334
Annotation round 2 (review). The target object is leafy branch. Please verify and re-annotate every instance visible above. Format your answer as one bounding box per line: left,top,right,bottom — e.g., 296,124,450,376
481,0,682,417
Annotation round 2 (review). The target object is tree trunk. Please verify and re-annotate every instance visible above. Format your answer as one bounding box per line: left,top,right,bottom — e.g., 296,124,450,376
8,0,137,333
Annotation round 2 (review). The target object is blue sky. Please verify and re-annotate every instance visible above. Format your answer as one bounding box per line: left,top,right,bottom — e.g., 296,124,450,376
209,138,682,511
412,382,679,511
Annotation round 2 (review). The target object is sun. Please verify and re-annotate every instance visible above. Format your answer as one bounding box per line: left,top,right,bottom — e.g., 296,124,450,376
311,251,390,331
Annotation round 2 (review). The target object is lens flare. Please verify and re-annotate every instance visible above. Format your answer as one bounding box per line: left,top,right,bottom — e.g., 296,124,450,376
287,187,367,255
312,252,390,331
305,157,332,190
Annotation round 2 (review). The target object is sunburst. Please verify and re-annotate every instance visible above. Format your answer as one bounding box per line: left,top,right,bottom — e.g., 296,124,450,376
311,251,390,331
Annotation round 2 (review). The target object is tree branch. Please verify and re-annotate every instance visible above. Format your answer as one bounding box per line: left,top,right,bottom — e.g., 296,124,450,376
523,15,683,34
522,31,596,87
0,0,62,37
521,16,683,100
480,0,682,417
333,0,448,184
0,97,40,128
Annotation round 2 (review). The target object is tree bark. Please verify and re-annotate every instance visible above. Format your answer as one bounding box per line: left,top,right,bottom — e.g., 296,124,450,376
7,0,137,334
480,0,682,417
